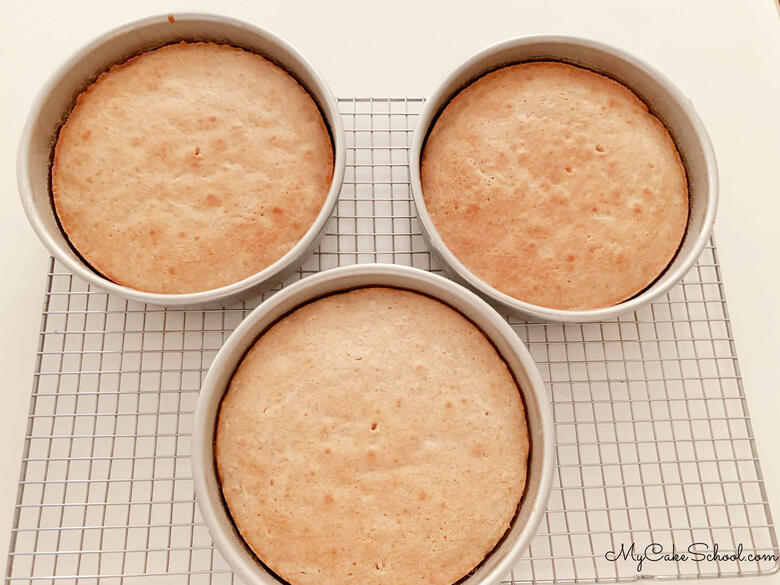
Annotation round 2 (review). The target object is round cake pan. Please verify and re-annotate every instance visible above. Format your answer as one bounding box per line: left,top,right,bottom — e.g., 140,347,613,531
410,35,718,323
18,13,345,308
192,263,554,585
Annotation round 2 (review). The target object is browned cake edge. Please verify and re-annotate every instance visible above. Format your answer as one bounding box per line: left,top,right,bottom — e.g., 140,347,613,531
50,41,333,293
213,286,531,585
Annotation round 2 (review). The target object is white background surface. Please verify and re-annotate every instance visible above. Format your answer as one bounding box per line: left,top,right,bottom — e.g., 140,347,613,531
1,0,778,582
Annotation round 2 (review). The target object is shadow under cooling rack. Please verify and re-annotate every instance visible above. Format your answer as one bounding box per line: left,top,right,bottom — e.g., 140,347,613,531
4,97,778,584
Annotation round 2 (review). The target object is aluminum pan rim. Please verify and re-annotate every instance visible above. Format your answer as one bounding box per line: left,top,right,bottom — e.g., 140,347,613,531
192,264,555,585
17,12,346,308
409,35,718,323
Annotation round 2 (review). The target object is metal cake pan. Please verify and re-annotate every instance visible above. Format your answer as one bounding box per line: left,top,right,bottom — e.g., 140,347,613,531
192,264,555,585
18,13,345,308
410,35,718,322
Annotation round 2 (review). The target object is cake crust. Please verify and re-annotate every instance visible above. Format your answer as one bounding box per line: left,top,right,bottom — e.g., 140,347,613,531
52,42,333,294
421,61,688,310
215,287,529,585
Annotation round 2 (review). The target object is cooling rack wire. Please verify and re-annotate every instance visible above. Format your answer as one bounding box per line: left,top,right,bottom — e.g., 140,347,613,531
4,98,778,584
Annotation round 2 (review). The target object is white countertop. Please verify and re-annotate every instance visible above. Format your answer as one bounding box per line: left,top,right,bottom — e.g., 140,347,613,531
1,0,778,583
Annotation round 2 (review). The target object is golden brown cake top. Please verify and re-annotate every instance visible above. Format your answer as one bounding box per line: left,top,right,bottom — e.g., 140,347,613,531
421,61,688,310
216,287,529,585
52,42,333,294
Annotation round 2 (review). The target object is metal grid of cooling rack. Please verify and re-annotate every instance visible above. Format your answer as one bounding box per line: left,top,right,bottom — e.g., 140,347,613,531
5,97,779,584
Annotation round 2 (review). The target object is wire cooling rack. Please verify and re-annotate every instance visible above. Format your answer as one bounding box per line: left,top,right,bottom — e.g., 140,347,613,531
5,98,779,584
